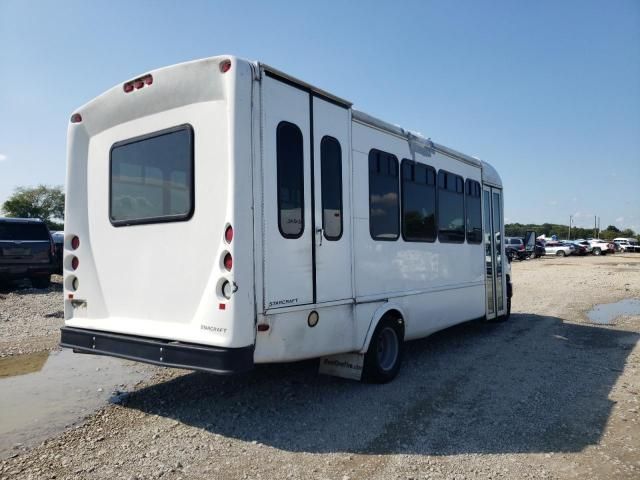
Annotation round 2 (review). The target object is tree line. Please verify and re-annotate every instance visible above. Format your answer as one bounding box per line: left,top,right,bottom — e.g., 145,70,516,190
505,222,637,241
1,185,638,240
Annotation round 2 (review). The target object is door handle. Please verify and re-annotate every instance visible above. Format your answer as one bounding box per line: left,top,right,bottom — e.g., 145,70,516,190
316,227,324,246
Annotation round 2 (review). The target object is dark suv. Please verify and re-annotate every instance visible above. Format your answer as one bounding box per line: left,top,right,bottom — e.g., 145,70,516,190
0,218,56,288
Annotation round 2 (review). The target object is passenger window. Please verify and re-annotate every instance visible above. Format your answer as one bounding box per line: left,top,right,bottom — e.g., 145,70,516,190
437,170,465,243
369,149,399,240
465,179,482,244
276,121,304,239
320,136,343,240
401,159,436,242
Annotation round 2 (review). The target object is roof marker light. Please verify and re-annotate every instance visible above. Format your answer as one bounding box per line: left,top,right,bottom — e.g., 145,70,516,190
70,113,82,123
220,60,231,73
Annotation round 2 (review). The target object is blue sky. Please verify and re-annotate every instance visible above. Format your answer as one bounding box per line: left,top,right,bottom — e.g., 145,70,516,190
1,0,638,231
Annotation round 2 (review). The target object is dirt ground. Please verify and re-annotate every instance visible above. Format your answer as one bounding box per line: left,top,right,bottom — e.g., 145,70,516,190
0,254,639,479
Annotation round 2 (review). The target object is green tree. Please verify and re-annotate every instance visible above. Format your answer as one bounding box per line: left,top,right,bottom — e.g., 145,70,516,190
2,185,65,230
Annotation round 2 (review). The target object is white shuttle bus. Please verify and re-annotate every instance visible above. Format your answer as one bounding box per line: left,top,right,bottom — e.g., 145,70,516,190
61,55,514,383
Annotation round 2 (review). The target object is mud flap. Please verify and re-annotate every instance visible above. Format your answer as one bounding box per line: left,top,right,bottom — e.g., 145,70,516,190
318,352,364,381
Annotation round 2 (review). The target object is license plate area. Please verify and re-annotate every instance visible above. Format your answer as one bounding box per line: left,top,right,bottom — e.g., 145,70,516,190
3,248,31,256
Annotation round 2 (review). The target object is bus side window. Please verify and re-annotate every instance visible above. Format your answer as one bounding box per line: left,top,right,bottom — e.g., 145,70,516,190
320,136,343,241
465,179,482,244
401,159,436,242
368,149,399,241
437,170,465,243
276,121,305,239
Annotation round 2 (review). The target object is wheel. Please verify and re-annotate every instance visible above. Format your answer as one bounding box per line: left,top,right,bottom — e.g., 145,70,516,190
363,315,404,384
593,248,601,256
556,251,566,257
31,276,51,289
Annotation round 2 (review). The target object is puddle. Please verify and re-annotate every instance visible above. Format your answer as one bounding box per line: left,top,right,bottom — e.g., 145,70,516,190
587,298,640,325
0,351,49,378
0,349,152,459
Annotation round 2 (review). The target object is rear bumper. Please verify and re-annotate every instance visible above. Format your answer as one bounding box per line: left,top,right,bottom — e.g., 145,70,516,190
60,327,254,375
0,264,54,279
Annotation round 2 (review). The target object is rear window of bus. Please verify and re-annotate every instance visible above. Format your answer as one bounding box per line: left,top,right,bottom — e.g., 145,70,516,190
110,125,194,226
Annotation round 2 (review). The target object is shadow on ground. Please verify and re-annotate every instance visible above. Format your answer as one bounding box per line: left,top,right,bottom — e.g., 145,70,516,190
0,278,62,294
122,313,638,455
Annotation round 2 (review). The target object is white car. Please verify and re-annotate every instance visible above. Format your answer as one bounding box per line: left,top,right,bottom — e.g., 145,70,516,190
588,239,612,256
613,237,640,253
544,242,572,257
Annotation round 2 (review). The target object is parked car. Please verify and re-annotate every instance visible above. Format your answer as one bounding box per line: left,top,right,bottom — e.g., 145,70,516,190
573,239,593,254
613,237,640,253
544,241,572,257
0,218,56,288
567,242,589,255
558,241,577,255
51,231,64,274
587,239,612,256
505,237,527,260
531,240,546,259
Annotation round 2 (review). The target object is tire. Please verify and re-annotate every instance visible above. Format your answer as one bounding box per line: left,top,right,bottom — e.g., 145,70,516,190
362,315,404,384
593,248,601,256
556,251,566,257
31,276,51,289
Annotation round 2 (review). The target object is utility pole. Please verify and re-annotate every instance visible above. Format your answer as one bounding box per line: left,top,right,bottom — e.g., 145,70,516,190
568,215,572,240
594,215,597,239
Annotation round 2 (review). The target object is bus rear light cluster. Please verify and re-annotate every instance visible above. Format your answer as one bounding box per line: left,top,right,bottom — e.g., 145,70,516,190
71,256,79,270
70,235,80,250
221,280,232,299
223,253,233,271
123,74,153,93
225,225,233,243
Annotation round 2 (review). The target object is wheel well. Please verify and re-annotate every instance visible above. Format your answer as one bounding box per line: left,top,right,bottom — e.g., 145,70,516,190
380,309,405,340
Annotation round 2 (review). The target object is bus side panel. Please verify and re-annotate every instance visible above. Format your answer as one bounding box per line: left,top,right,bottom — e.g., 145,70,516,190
253,304,357,363
351,122,485,338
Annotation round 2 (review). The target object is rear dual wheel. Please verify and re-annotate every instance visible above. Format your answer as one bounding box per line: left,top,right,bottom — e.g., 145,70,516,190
363,315,404,384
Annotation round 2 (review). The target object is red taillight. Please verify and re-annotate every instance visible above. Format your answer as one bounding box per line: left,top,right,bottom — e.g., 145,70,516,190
519,244,525,251
124,74,152,93
224,253,233,271
71,256,79,270
70,113,82,123
225,225,233,243
220,60,231,73
71,236,80,250
257,324,270,332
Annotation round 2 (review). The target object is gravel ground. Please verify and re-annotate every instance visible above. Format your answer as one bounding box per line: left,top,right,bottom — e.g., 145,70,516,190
0,275,64,357
1,255,639,479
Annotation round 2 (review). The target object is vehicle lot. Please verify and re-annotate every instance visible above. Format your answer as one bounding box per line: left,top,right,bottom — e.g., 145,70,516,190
1,255,639,479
